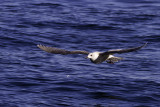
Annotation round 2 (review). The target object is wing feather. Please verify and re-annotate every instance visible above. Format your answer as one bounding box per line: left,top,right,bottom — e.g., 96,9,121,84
103,43,147,54
37,45,89,55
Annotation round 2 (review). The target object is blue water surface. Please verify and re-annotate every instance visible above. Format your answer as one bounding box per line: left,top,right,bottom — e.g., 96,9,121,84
0,0,160,107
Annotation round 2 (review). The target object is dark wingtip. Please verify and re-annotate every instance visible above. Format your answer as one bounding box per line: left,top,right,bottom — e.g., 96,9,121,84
144,42,148,45
142,42,148,48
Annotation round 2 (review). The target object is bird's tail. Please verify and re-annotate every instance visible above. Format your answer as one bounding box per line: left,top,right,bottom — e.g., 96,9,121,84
106,57,123,64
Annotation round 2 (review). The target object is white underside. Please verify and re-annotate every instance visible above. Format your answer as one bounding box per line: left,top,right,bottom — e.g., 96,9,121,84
107,55,114,59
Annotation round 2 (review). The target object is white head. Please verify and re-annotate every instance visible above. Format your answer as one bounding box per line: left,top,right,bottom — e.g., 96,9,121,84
87,52,100,61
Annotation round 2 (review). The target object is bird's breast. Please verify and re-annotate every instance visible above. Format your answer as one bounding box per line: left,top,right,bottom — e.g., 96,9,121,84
91,54,109,64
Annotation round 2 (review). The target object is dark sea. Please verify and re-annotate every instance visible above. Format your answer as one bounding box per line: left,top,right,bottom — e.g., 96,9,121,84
0,0,160,107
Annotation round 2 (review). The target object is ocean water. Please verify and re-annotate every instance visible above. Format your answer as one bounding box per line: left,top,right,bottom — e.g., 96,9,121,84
0,0,160,107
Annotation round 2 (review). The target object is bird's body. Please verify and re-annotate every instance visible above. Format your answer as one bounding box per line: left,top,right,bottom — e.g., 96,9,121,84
37,43,147,64
87,52,122,64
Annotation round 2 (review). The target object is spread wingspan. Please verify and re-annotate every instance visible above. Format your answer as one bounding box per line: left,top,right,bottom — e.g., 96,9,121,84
37,45,89,55
104,43,147,54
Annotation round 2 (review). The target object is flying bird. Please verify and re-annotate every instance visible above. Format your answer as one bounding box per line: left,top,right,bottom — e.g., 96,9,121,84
37,43,147,64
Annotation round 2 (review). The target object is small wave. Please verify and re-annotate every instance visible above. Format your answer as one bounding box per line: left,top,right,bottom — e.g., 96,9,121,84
21,20,117,30
32,3,63,8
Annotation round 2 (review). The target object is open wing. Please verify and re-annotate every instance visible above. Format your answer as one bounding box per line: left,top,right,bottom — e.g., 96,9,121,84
103,43,147,54
37,44,89,55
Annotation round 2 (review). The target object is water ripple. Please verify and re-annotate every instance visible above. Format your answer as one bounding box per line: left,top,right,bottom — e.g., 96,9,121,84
0,0,160,106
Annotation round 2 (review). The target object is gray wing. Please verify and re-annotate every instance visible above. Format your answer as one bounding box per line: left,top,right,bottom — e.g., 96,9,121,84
37,44,89,55
103,43,147,54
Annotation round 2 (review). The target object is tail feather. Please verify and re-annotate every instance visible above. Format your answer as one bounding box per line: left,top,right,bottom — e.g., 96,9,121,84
106,57,123,64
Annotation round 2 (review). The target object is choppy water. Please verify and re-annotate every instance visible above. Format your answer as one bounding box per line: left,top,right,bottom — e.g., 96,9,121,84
0,0,160,107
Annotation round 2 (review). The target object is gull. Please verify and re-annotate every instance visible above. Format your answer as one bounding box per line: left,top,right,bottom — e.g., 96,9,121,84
37,43,147,64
